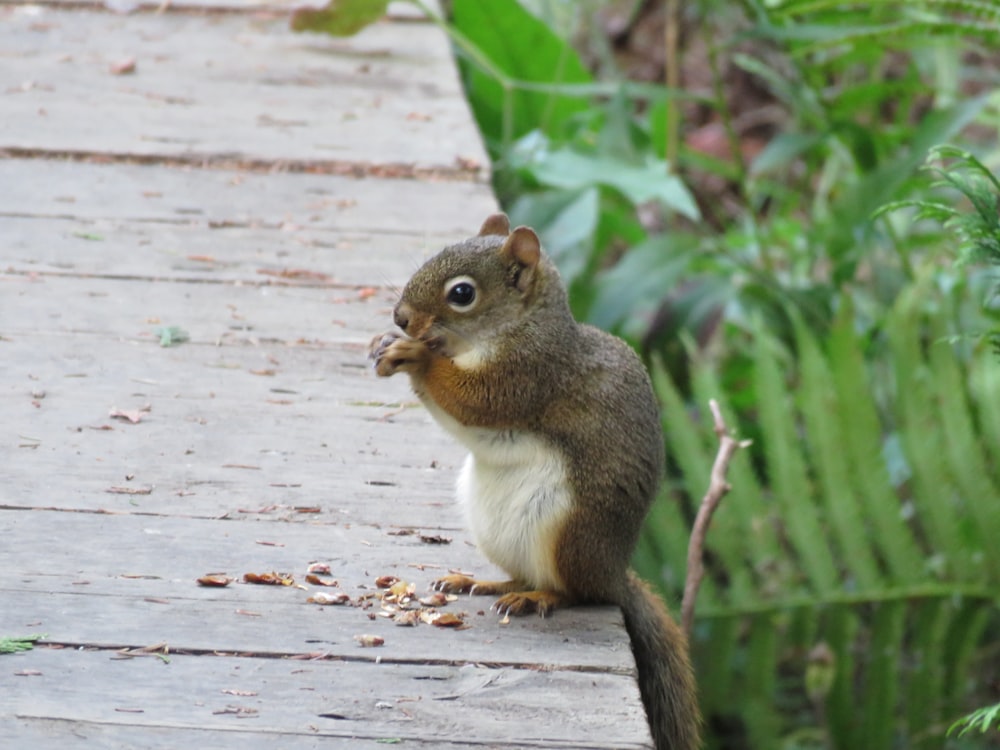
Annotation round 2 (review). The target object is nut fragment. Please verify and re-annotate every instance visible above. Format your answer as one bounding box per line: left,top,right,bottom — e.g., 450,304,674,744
197,574,233,587
308,592,350,605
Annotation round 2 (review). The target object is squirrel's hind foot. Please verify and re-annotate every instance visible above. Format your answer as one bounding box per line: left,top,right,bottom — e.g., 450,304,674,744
431,575,522,596
492,590,568,618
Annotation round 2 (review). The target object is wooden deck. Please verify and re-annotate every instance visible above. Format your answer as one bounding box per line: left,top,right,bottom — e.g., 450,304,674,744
0,1,654,747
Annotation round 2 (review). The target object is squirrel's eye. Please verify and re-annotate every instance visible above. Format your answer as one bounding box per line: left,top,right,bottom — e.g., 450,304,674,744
445,277,477,311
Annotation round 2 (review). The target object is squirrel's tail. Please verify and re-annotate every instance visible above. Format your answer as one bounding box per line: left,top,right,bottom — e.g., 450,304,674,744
621,570,701,750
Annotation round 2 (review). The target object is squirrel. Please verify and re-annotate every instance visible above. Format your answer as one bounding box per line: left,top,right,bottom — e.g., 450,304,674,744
369,213,700,750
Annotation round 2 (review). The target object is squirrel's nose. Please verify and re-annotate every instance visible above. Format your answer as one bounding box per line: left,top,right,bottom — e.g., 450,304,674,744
393,302,410,332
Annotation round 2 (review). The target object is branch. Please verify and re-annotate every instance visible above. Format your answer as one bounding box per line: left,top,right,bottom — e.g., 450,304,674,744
681,399,751,637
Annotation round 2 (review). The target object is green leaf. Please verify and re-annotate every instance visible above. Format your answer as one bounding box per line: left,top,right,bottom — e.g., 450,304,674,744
753,325,840,594
508,187,598,286
794,315,882,591
290,0,390,36
861,601,906,749
587,235,691,331
826,305,924,584
451,0,591,148
1,634,46,654
522,148,699,220
749,132,824,176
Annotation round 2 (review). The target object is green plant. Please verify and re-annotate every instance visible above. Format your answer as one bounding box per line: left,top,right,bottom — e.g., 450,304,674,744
637,289,1000,749
879,145,1000,350
291,2,1000,747
950,702,1000,739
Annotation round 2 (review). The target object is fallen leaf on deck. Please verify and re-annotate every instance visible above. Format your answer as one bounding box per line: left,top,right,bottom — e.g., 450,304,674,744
2,635,46,655
290,0,390,36
243,572,295,586
197,575,233,587
353,634,384,648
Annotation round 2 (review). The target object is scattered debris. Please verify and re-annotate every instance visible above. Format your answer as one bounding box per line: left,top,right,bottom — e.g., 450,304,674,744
109,405,151,424
305,574,339,587
155,326,189,347
106,486,152,495
243,572,295,586
419,534,452,545
197,574,233,587
354,634,384,648
109,57,137,75
307,592,350,606
213,705,259,717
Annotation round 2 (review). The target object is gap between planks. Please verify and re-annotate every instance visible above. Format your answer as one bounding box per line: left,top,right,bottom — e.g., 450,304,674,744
26,641,634,676
0,148,483,183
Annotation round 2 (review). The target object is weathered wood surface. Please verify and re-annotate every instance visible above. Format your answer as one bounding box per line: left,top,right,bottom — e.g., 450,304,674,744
4,650,650,749
0,1,656,747
2,5,484,173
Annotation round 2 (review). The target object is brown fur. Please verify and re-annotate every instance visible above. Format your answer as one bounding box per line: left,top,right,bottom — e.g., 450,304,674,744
370,214,701,750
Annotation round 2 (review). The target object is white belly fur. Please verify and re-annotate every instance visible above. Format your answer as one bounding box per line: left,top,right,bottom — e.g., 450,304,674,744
422,400,571,590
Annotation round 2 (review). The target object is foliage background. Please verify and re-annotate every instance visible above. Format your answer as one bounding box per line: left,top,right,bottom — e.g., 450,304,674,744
295,0,1000,746
447,1,1000,747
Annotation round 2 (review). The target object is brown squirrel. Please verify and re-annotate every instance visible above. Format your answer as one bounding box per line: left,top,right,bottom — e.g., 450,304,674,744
369,213,700,750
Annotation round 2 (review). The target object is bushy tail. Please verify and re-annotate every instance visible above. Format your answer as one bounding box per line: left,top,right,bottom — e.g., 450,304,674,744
621,570,701,750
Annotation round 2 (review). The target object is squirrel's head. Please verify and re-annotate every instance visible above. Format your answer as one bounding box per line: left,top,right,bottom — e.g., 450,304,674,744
394,213,567,369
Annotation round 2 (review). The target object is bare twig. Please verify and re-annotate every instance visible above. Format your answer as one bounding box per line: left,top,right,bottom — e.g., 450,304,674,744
681,399,751,636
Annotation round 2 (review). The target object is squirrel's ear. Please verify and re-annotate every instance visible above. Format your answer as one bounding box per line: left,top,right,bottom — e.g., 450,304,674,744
478,213,511,237
500,226,541,292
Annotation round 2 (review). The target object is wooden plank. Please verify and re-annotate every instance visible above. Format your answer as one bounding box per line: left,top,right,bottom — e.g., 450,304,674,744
5,216,438,288
2,649,652,748
2,330,468,526
2,7,487,173
0,510,636,672
0,272,393,342
0,158,495,239
19,0,437,17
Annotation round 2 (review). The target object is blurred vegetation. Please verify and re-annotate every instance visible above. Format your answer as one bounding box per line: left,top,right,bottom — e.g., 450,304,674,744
296,0,1000,747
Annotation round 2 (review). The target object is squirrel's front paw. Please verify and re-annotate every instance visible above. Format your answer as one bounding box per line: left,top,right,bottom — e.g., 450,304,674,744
369,332,427,377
